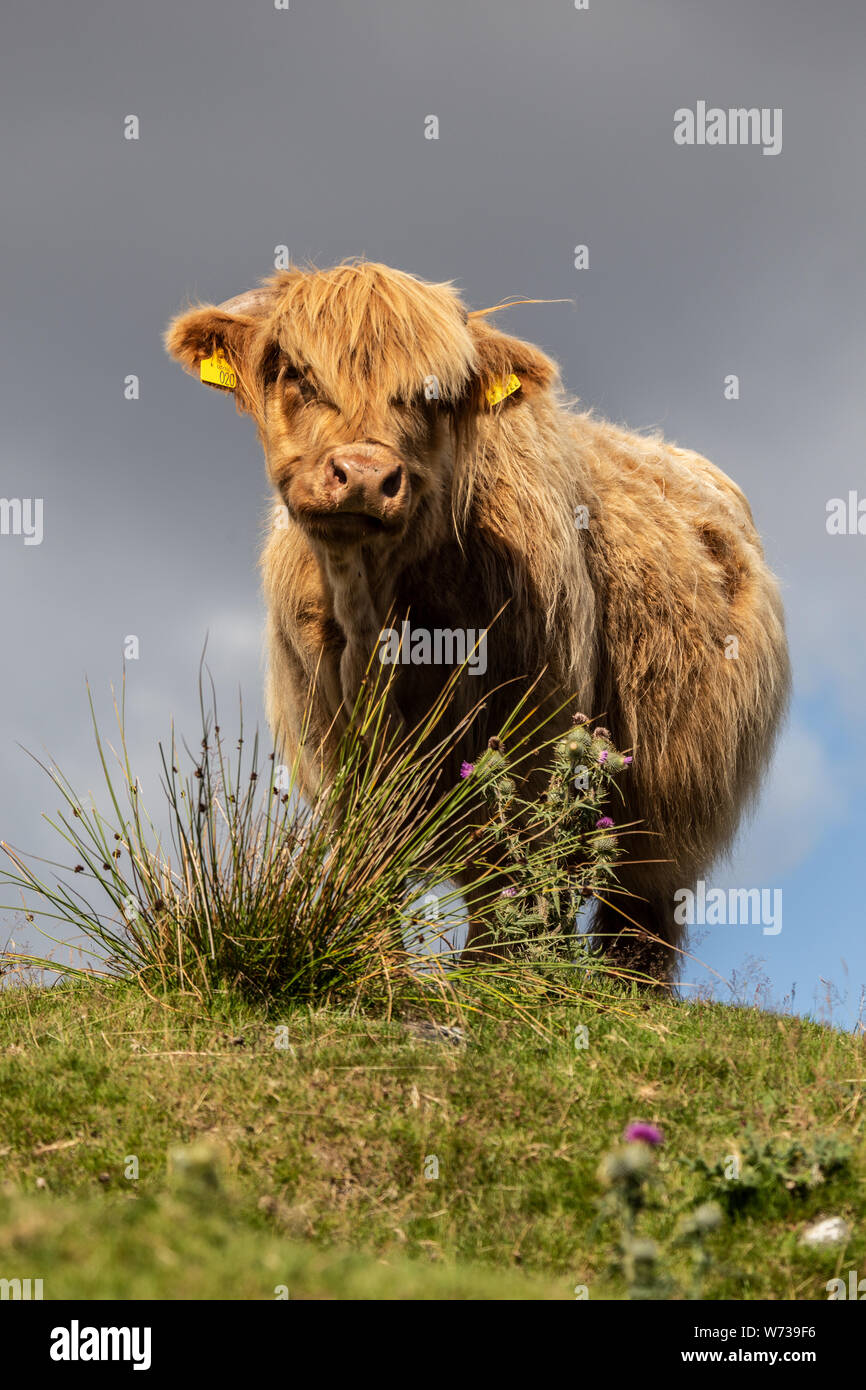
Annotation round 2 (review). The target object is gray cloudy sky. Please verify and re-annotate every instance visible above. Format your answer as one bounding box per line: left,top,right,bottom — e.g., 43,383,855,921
1,0,864,1022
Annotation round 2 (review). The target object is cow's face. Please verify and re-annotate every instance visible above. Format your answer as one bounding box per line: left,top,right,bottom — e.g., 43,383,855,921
260,351,454,549
166,262,558,555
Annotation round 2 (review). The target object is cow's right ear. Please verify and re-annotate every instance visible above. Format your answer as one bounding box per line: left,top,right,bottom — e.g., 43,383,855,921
164,287,276,416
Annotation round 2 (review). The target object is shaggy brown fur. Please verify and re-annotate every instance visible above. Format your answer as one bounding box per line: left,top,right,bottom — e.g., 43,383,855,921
166,260,790,980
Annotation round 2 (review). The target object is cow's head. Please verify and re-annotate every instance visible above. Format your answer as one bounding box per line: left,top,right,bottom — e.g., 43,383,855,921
166,262,557,552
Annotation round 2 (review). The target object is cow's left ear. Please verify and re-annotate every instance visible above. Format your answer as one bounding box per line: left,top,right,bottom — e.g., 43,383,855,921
465,315,559,409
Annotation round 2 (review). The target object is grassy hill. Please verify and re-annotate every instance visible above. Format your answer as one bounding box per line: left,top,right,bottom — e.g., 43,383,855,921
1,977,863,1300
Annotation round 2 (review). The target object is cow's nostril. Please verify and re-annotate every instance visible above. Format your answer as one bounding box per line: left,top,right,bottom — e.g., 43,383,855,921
381,466,403,499
328,459,348,487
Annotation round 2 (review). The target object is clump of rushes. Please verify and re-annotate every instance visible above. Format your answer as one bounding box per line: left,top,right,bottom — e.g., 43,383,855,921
0,656,635,1013
461,712,636,964
0,660,489,1009
596,1123,723,1300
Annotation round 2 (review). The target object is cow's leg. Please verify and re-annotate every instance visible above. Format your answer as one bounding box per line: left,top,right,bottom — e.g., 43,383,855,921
460,876,508,964
264,615,344,799
456,830,525,964
591,860,685,986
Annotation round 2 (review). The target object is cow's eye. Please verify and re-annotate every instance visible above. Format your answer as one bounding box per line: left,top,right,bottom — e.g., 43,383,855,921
279,366,317,403
393,391,434,411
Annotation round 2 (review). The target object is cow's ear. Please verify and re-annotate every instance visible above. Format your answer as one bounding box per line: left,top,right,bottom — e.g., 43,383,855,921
164,287,276,415
465,315,559,410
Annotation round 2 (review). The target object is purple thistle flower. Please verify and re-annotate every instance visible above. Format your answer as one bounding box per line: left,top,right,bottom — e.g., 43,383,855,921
459,761,474,779
598,750,608,764
623,755,633,766
500,886,517,898
595,816,614,830
624,1122,664,1147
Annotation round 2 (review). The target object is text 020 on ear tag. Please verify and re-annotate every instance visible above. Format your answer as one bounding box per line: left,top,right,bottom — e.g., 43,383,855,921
200,351,237,389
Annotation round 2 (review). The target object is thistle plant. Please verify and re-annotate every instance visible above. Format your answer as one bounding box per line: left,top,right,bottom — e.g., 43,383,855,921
462,713,634,962
685,1130,852,1218
596,1123,723,1300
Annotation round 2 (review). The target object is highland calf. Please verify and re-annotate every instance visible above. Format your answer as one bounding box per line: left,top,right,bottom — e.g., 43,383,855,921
166,261,790,980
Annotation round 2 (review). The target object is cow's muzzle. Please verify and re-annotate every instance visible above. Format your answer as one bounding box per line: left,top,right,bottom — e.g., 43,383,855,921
292,446,410,541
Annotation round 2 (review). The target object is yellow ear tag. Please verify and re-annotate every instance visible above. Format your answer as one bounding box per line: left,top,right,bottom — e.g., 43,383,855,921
200,350,237,390
485,373,521,407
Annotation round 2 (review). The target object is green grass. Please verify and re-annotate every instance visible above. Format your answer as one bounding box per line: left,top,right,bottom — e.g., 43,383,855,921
1,978,863,1299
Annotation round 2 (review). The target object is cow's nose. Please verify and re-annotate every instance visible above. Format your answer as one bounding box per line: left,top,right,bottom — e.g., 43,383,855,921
324,456,405,509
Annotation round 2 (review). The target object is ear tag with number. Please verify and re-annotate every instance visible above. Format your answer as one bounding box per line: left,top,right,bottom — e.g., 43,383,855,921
200,350,237,390
485,373,521,407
